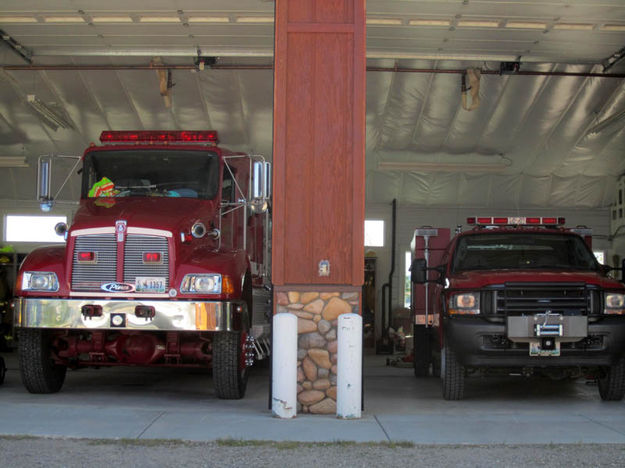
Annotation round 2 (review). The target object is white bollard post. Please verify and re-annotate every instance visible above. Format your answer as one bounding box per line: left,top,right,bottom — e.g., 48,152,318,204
272,312,298,419
337,313,362,419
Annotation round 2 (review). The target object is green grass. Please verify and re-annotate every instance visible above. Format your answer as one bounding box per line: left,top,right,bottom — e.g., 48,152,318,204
215,438,415,449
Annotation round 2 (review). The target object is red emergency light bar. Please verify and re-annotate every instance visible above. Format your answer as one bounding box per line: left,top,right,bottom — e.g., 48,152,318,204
99,130,219,144
467,216,566,226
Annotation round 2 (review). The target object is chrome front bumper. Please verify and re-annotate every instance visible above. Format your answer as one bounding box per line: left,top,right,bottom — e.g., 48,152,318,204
14,298,244,332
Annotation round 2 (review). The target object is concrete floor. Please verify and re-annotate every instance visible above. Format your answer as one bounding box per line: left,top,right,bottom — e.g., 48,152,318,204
1,351,625,444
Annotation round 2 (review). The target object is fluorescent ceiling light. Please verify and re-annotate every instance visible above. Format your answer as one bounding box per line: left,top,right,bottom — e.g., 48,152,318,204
409,19,451,27
553,23,594,31
139,17,180,23
457,20,499,28
91,16,134,23
367,18,403,25
0,156,28,168
505,21,547,29
0,16,37,23
188,17,230,23
601,24,625,31
377,154,511,173
235,16,274,23
44,17,85,23
26,94,74,131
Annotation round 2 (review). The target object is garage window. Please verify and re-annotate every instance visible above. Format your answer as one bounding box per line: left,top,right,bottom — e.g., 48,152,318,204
364,220,384,247
4,215,66,243
404,251,412,307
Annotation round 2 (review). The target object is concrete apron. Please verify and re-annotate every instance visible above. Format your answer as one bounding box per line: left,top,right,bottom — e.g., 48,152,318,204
1,352,625,443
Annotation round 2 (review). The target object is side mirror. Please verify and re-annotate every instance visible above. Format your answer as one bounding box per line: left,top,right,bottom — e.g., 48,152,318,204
250,160,271,214
410,258,427,284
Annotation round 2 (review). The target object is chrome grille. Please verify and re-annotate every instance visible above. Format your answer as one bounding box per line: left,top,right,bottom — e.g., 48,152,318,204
71,234,117,291
123,235,170,287
492,283,598,316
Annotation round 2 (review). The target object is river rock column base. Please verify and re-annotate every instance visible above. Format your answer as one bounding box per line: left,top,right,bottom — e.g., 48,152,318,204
275,287,361,415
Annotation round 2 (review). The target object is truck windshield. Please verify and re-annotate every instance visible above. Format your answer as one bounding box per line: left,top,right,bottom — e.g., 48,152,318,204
82,149,219,200
451,232,599,272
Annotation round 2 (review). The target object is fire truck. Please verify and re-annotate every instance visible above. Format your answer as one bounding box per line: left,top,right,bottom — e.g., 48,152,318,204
13,130,271,399
411,216,625,401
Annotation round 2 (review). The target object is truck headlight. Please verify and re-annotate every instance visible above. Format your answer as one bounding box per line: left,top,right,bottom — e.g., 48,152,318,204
448,292,480,315
180,274,222,294
22,272,59,292
604,293,625,315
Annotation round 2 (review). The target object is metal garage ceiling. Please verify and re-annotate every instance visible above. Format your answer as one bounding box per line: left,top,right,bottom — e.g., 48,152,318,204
0,0,624,209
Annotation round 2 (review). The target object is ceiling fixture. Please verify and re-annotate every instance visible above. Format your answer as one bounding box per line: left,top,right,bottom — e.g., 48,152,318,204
457,20,499,28
43,17,85,23
408,19,451,27
26,95,74,131
367,18,403,26
91,16,133,23
188,17,230,23
377,154,511,173
505,21,547,29
235,16,274,23
0,156,28,168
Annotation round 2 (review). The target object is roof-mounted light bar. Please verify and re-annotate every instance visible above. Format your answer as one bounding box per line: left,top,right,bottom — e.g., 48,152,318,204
99,130,219,144
467,216,566,226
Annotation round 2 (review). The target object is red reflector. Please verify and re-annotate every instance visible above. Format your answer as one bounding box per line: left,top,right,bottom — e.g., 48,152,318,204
143,252,161,263
542,217,557,224
100,130,219,144
477,217,492,224
526,217,541,224
466,217,476,225
493,217,508,224
77,251,95,262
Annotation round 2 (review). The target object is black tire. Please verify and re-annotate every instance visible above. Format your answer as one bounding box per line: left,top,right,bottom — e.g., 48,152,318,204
441,344,465,400
413,326,430,377
213,331,248,399
18,329,66,394
598,356,625,401
0,356,5,385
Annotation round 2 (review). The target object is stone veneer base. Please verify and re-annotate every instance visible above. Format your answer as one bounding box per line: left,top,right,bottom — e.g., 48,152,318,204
275,287,361,414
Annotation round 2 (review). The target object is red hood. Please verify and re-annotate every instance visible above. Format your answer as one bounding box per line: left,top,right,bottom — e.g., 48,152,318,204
71,197,219,233
449,269,624,290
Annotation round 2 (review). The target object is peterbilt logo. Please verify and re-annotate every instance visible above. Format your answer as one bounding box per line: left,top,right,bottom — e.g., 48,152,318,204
101,282,135,293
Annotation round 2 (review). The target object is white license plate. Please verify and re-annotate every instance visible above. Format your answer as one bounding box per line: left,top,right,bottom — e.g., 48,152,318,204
135,277,166,293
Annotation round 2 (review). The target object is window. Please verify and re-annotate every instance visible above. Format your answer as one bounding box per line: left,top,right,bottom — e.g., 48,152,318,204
5,215,67,243
364,220,384,247
593,251,605,264
404,251,412,307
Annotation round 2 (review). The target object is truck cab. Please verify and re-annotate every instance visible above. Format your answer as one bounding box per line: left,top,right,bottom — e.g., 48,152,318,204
411,216,625,401
13,130,271,399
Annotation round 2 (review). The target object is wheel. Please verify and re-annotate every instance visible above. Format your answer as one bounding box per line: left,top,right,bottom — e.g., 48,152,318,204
598,356,625,401
0,356,5,385
441,343,465,400
413,326,431,377
18,329,66,393
213,331,248,399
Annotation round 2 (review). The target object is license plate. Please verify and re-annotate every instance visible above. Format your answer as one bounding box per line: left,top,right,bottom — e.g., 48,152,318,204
135,277,166,293
529,340,560,357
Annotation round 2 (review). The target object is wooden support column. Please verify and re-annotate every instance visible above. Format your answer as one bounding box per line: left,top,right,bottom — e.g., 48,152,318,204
273,0,366,414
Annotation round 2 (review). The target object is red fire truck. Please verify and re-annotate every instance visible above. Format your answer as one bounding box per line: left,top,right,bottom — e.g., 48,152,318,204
411,217,625,401
13,130,271,399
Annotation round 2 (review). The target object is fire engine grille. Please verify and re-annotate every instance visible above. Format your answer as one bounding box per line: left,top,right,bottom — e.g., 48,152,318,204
71,234,117,291
123,235,170,286
482,283,601,317
71,233,170,292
